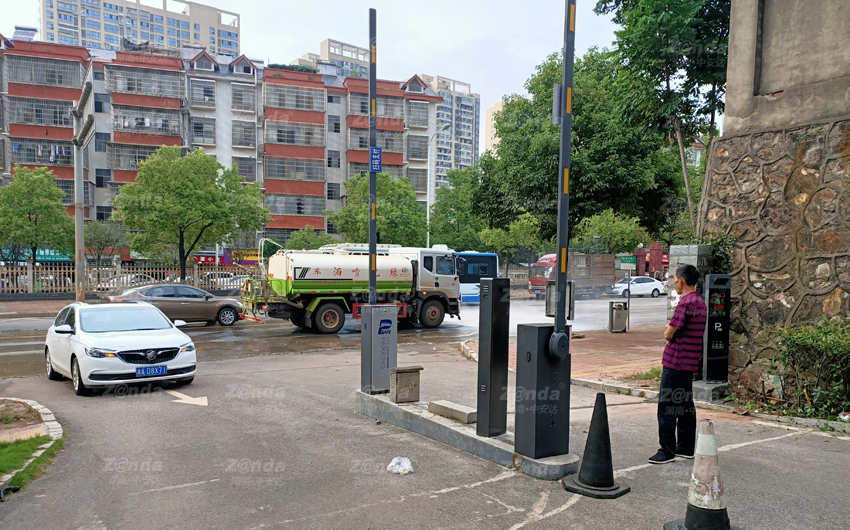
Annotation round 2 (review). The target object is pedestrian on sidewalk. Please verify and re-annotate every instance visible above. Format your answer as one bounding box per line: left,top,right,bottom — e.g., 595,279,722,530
648,264,707,464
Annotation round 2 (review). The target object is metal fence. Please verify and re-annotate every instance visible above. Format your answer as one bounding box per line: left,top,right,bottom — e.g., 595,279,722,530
0,263,261,296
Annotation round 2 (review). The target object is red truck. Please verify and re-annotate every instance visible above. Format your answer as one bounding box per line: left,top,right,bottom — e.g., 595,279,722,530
528,253,616,300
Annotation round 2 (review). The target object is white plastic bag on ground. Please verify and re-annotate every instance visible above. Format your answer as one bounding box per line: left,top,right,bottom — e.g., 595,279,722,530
387,457,414,475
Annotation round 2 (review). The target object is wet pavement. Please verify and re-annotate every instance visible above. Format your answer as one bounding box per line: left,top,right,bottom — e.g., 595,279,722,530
0,297,666,379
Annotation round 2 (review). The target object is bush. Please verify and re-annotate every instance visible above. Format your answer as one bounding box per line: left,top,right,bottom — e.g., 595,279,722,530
771,317,850,418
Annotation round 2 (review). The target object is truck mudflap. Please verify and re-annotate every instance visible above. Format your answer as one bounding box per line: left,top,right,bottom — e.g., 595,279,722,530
352,303,407,319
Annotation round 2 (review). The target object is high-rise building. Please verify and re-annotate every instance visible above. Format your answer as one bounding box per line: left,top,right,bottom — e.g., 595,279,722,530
418,75,480,188
0,35,441,252
290,39,370,78
37,0,240,56
484,100,503,154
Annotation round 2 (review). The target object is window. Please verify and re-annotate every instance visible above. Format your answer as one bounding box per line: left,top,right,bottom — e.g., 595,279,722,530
231,84,254,111
140,21,149,29
265,158,325,181
195,57,213,70
437,256,455,275
267,122,325,147
209,26,215,34
327,150,340,168
265,195,325,216
104,2,120,12
58,13,75,23
84,8,98,18
235,62,252,75
181,30,189,39
59,35,77,45
232,157,256,182
154,24,163,33
87,30,101,40
405,168,428,192
210,46,215,54
232,121,255,147
327,94,341,104
94,93,110,113
220,39,237,50
95,169,111,188
328,115,341,133
140,31,149,40
85,19,99,29
46,0,53,6
153,35,163,43
167,27,176,36
191,117,215,144
264,85,326,111
54,308,69,328
167,17,177,26
105,34,119,44
104,13,119,22
129,29,137,37
176,286,205,299
423,256,433,272
153,14,163,23
167,38,176,46
194,23,199,30
181,21,189,29
327,183,341,200
47,33,55,41
220,29,237,39
194,33,200,40
408,101,429,128
326,222,337,235
407,135,429,160
190,79,215,107
210,36,215,44
95,133,109,152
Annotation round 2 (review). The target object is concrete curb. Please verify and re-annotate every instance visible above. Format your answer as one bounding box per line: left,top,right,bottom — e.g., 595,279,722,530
456,343,850,435
0,312,56,320
0,398,64,489
356,391,579,481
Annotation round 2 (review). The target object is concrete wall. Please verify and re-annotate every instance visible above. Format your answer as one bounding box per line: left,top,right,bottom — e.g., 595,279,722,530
724,0,850,134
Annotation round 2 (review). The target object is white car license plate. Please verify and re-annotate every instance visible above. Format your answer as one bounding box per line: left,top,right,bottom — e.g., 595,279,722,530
136,365,167,377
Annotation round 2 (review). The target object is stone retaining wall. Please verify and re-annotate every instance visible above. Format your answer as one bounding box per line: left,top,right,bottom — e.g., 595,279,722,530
697,117,850,377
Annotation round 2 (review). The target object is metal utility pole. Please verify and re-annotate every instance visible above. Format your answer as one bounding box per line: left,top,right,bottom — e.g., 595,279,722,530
72,82,94,302
368,7,377,305
549,0,577,359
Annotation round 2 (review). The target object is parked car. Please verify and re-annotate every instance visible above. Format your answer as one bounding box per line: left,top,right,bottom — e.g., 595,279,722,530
610,276,668,298
106,284,243,326
44,302,197,396
95,273,155,292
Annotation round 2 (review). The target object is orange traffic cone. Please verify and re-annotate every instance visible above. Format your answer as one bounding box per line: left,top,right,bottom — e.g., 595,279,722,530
663,419,745,530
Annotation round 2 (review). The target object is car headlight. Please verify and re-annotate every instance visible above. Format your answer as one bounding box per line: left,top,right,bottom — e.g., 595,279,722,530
86,347,118,358
179,343,195,353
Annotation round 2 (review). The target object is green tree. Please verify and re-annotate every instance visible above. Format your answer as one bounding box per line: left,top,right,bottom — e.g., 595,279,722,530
594,0,730,230
479,213,545,264
84,220,127,267
284,225,338,250
326,173,426,247
429,167,488,251
481,48,681,239
113,147,269,281
0,165,73,265
570,209,650,254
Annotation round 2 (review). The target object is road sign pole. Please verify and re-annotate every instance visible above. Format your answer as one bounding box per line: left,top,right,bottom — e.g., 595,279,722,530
368,8,377,305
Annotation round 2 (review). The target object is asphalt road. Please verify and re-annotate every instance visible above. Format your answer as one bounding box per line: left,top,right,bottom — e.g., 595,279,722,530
1,342,847,530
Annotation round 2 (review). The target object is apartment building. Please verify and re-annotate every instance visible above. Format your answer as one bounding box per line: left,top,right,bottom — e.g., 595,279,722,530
291,39,370,79
0,35,441,247
38,0,239,56
484,100,503,154
418,75,480,187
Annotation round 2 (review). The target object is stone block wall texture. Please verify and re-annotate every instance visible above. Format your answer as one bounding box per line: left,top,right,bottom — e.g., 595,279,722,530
697,118,850,376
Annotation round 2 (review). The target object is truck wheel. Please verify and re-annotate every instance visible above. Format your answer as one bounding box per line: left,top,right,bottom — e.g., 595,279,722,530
313,303,345,334
592,287,603,299
419,299,445,328
535,293,544,301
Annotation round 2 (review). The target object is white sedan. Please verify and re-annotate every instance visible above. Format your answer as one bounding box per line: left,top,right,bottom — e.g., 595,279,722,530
45,302,197,396
610,276,668,298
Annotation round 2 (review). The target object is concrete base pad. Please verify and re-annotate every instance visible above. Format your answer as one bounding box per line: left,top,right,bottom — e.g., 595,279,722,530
692,381,732,404
562,474,630,499
356,391,579,481
663,520,744,530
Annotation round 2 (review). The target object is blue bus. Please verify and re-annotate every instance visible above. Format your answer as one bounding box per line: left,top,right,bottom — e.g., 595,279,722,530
457,252,500,303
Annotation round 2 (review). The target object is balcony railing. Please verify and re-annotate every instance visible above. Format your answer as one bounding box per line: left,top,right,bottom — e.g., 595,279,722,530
4,97,73,127
347,129,403,152
105,65,185,99
231,83,255,112
263,84,326,112
265,121,325,147
408,101,429,128
405,168,428,192
348,93,404,119
112,105,182,136
266,158,325,181
6,55,85,88
265,194,325,216
106,143,160,170
8,138,74,166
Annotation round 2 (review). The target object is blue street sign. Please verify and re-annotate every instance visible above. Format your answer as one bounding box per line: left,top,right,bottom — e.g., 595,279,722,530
370,146,382,173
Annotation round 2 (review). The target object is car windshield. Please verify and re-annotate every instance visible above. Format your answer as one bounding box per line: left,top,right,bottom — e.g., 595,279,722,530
530,266,552,278
616,278,631,284
79,307,173,333
118,287,142,296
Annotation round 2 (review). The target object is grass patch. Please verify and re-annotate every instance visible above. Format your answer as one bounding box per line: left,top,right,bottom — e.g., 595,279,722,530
8,430,66,490
632,367,662,380
0,435,50,475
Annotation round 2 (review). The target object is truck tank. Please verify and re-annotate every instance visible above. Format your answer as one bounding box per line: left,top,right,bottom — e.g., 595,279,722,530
267,252,414,297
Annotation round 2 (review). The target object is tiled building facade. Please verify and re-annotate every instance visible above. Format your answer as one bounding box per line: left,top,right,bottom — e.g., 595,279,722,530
0,36,441,251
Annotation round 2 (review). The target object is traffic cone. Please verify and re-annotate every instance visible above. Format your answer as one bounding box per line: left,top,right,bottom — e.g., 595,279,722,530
663,419,746,530
562,392,630,499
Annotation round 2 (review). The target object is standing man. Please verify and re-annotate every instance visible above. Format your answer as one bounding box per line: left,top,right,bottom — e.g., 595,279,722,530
648,264,707,464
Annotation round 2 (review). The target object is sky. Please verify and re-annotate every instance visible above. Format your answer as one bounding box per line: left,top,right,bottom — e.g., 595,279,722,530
0,0,619,153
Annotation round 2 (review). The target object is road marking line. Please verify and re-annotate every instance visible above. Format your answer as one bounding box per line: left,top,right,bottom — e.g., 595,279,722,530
164,389,208,406
507,493,581,530
717,432,799,452
143,478,219,493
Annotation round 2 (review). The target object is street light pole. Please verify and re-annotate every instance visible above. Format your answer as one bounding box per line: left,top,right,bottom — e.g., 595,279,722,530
72,81,93,303
426,123,450,249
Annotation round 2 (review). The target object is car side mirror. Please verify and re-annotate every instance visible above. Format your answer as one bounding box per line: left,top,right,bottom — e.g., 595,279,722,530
55,324,74,334
173,320,187,328
204,295,213,301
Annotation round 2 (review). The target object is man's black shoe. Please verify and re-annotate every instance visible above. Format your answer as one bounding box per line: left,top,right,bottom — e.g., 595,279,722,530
648,450,676,464
675,451,694,459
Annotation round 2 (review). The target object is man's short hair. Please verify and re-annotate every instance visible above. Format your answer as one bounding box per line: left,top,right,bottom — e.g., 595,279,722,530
675,264,700,286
